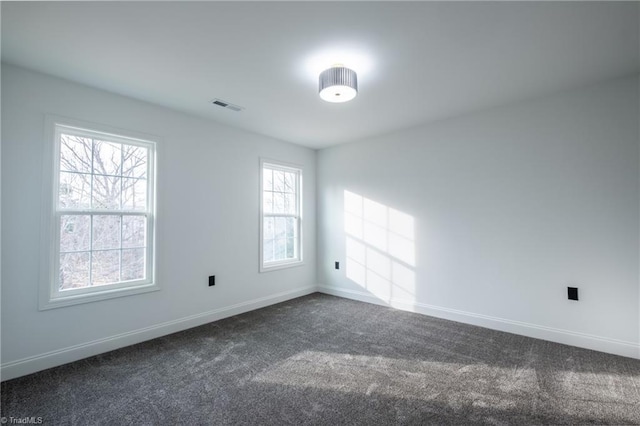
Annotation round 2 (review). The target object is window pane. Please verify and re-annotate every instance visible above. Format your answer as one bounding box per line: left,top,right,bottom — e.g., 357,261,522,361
122,178,147,211
263,217,274,240
286,217,295,238
273,238,286,261
59,252,90,290
263,238,274,263
261,164,301,268
93,140,122,176
59,172,91,209
122,248,145,281
60,134,92,174
263,191,273,214
53,124,155,298
92,215,121,250
92,175,121,209
264,217,298,263
92,250,120,285
272,192,285,214
284,193,296,214
273,170,285,192
60,215,91,252
122,145,147,179
122,216,146,248
263,168,273,191
275,217,287,240
284,172,295,193
286,238,295,258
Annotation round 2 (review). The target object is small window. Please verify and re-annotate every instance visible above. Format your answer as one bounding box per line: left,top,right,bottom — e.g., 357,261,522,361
260,160,303,271
40,118,158,309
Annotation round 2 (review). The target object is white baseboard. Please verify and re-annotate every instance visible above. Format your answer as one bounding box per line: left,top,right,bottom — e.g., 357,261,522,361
318,285,640,360
1,286,317,381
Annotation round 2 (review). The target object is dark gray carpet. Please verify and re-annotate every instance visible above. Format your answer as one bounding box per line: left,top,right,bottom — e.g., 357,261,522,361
2,293,640,425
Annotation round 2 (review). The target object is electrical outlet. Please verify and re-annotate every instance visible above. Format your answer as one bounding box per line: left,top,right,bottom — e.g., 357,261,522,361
567,287,578,301
209,275,215,287
335,261,340,270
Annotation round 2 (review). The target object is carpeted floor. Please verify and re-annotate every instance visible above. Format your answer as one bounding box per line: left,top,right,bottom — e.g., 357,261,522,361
1,293,639,425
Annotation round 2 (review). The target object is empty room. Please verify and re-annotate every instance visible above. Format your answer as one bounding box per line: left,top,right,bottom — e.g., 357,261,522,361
1,1,639,424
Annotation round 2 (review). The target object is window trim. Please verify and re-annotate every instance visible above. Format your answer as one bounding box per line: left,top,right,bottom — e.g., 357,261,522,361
39,115,159,310
259,158,304,272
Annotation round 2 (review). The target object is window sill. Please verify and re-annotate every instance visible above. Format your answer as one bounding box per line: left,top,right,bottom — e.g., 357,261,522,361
260,260,304,273
39,282,160,310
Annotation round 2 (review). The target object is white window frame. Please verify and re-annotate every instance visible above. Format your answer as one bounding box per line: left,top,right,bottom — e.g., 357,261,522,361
259,159,303,272
39,116,159,310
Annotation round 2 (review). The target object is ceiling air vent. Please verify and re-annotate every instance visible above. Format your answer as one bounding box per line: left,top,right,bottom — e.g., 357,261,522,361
211,98,244,112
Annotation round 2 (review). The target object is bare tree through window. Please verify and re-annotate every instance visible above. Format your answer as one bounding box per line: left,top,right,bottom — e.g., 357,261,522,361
58,132,150,290
261,162,301,269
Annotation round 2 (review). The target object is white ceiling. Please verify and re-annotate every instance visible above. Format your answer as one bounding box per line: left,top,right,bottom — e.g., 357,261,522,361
2,2,639,149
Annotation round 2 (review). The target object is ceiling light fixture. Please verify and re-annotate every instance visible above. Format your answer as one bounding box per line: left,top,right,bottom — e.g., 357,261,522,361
319,66,358,103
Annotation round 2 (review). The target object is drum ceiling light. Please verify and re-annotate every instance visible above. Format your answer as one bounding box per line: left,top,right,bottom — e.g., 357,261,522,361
319,66,358,103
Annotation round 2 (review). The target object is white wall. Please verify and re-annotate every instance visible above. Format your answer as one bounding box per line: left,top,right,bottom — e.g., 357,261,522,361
318,76,640,359
1,64,317,379
2,64,638,382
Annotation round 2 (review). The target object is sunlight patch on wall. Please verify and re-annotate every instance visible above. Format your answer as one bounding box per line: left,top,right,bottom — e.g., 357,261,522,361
344,190,416,303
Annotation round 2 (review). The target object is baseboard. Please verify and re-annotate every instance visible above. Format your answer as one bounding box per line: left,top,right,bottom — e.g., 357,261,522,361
318,285,640,360
1,285,317,381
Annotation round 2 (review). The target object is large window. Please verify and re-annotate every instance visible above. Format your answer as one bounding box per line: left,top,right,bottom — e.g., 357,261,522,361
40,118,157,309
260,160,302,271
